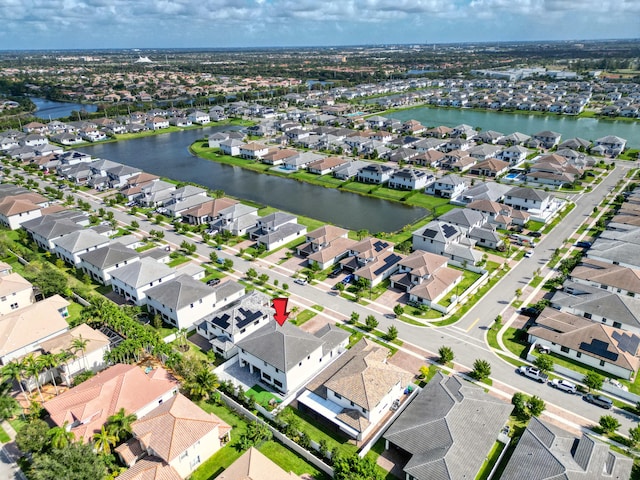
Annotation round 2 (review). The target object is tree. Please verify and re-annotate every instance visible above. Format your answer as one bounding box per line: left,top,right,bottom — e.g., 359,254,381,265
2,360,29,403
0,394,19,421
365,315,378,330
533,354,554,374
185,369,220,401
528,396,546,417
30,442,107,480
236,421,272,449
599,415,621,436
438,346,454,365
24,353,44,402
386,325,398,341
246,268,257,280
72,335,90,371
209,251,219,264
471,359,491,381
105,408,137,443
34,264,68,297
335,282,345,293
512,392,529,419
349,311,360,324
223,259,233,271
629,424,640,450
393,304,405,317
93,425,118,455
16,419,51,454
130,220,139,230
583,371,604,392
333,454,382,480
213,189,225,199
48,422,75,449
356,229,369,241
258,273,269,285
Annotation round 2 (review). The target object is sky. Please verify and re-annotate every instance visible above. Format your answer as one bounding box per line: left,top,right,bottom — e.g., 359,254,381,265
1,0,639,50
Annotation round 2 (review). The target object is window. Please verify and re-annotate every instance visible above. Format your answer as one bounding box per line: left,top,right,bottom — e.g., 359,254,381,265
334,392,342,400
263,373,271,381
599,360,605,367
584,313,592,319
613,322,622,329
179,451,188,461
576,352,582,358
0,296,5,302
274,380,283,388
560,346,569,353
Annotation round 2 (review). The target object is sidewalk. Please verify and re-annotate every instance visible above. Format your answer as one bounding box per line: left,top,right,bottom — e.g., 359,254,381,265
0,421,26,480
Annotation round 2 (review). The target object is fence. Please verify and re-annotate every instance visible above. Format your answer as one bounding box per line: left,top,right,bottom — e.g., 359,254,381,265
431,268,489,314
218,391,335,477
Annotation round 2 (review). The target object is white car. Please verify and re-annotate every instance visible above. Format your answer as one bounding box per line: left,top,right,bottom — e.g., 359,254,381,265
294,278,307,286
524,250,534,258
549,378,577,394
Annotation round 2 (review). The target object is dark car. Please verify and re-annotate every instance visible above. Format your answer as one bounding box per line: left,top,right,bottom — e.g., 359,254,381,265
575,241,592,248
529,231,542,238
520,306,542,317
328,269,342,279
584,394,613,409
207,278,221,286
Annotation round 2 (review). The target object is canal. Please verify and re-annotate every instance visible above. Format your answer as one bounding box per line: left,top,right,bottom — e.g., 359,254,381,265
77,128,427,233
31,97,98,120
387,107,640,148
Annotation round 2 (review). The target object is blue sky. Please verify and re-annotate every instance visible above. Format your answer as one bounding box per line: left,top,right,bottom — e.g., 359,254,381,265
1,0,639,50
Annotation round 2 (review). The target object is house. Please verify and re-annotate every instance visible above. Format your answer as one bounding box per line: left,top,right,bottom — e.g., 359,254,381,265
249,212,307,251
44,364,179,443
219,139,245,156
332,160,369,180
236,321,349,395
78,242,140,285
195,291,270,359
500,417,632,480
412,220,483,266
587,238,640,270
115,393,231,479
298,339,412,440
356,164,395,185
387,168,434,190
39,323,110,386
457,181,513,205
145,116,170,130
528,307,640,380
110,257,177,306
569,258,640,297
468,158,510,177
216,447,301,480
497,145,530,165
210,203,260,236
0,197,42,230
239,142,269,160
187,111,210,125
503,186,555,214
425,174,469,199
411,150,446,168
182,197,238,226
390,250,463,307
383,372,511,480
475,130,504,144
296,225,355,270
261,148,298,166
145,275,242,330
551,281,640,334
52,229,110,266
306,156,347,175
339,237,402,287
595,135,627,157
0,295,70,365
107,165,142,188
467,143,502,160
467,199,530,228
532,130,562,149
0,271,35,314
498,132,531,146
22,214,86,251
283,151,324,171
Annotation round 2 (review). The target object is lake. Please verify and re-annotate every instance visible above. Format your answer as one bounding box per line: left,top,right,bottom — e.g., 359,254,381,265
31,97,98,120
77,128,427,233
387,107,640,148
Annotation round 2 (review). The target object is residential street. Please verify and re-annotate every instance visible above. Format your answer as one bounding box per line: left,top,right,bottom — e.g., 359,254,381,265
16,161,640,437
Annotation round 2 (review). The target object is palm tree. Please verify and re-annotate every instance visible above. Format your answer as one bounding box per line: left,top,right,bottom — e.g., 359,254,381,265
24,354,44,402
72,335,90,371
106,408,137,443
48,421,75,449
93,425,117,455
186,369,220,401
2,360,29,403
40,354,60,396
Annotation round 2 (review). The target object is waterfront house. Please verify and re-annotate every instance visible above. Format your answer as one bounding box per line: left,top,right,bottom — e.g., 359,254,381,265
187,111,210,125
239,142,269,160
595,135,627,157
356,164,395,184
425,174,469,200
388,168,434,190
306,156,347,175
532,130,562,149
219,139,244,156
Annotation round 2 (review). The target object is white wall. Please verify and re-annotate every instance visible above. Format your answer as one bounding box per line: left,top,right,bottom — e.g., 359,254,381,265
1,209,42,230
80,257,140,285
169,426,225,478
0,287,35,315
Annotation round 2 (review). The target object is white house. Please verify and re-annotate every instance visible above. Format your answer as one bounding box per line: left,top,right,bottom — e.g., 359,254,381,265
425,174,469,199
52,229,111,266
388,168,434,190
0,271,35,314
110,257,177,306
79,242,141,285
187,110,210,125
595,135,627,157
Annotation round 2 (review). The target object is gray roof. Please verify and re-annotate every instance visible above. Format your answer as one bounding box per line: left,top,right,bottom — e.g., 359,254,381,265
551,281,640,329
52,229,109,253
384,372,512,480
237,321,326,372
461,181,512,203
145,274,215,310
110,257,175,288
24,217,84,240
500,417,633,480
438,208,486,229
78,242,139,269
588,239,640,268
506,186,551,202
199,290,270,336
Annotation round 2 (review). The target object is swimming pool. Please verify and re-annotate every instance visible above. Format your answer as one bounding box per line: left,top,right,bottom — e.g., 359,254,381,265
505,173,520,179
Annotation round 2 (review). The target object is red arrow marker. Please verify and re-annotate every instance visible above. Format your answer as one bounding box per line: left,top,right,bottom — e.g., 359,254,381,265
272,298,289,326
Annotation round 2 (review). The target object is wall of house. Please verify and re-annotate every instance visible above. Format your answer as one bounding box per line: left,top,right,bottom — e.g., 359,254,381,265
0,286,35,315
528,336,633,380
554,306,640,335
55,241,109,267
80,258,140,285
412,236,447,256
169,427,224,478
1,326,69,365
2,209,42,230
135,388,179,420
569,277,638,298
58,345,110,385
147,292,217,330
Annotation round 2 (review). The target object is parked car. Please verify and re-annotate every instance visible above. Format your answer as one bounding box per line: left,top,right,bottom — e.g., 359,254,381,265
549,379,577,394
342,274,354,284
294,278,307,286
584,394,613,409
328,268,342,279
575,241,592,248
517,366,548,383
529,231,542,238
207,278,221,286
524,250,534,258
390,399,400,411
216,258,224,265
125,200,136,207
520,306,542,317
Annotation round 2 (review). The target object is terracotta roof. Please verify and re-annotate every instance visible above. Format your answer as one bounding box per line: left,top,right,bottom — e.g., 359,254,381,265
115,456,181,480
0,295,69,359
131,393,230,463
216,447,300,480
44,364,179,442
0,198,41,216
182,197,238,219
39,323,109,357
307,236,356,264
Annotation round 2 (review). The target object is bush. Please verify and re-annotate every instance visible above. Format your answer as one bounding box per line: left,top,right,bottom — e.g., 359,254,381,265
72,370,95,386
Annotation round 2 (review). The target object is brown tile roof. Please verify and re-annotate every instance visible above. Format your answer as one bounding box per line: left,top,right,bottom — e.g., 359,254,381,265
0,198,41,216
39,323,109,357
216,447,300,480
307,156,347,171
306,225,349,243
406,267,463,302
241,142,268,151
262,148,297,162
570,259,640,295
182,197,238,219
131,393,229,463
44,364,179,442
115,438,146,466
0,272,32,298
127,173,160,186
115,456,181,480
0,295,69,359
471,158,510,173
398,250,448,277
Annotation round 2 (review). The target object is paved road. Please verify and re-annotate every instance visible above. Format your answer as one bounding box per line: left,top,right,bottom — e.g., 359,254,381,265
14,163,640,434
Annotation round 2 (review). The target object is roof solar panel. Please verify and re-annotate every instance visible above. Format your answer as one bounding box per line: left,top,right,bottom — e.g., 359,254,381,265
580,338,618,361
442,224,458,238
612,331,640,354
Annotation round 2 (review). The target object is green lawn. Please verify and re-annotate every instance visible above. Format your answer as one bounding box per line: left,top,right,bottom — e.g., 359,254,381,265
437,269,482,307
502,327,530,359
0,425,10,443
289,408,359,458
290,309,317,327
258,441,329,479
246,384,281,408
65,301,85,325
476,441,506,480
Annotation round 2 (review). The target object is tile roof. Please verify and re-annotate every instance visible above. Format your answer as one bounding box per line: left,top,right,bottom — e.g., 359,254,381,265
0,272,32,298
39,323,109,357
115,456,181,480
44,364,179,442
52,229,109,253
110,257,176,289
78,242,140,269
131,393,230,463
216,447,300,480
569,259,640,295
145,274,215,311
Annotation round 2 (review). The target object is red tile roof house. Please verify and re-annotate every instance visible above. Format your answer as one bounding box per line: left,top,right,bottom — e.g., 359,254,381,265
43,363,179,443
115,393,231,479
